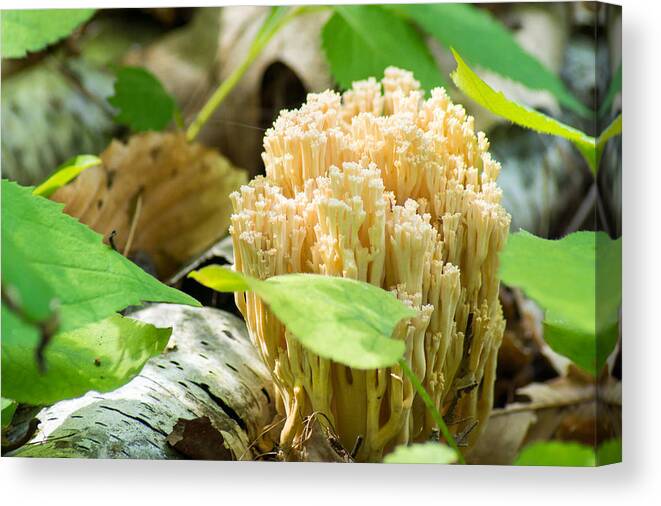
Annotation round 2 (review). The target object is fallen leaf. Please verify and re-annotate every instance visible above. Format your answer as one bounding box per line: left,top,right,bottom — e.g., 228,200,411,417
51,132,247,278
467,376,621,464
465,410,537,465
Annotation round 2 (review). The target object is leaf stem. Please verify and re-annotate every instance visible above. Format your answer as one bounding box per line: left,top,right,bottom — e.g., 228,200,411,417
186,5,308,142
398,357,465,464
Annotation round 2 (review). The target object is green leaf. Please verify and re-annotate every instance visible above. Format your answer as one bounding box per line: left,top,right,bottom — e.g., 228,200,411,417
189,265,252,292
1,179,199,337
392,3,588,116
499,231,621,375
384,442,458,464
1,310,171,405
2,237,58,327
321,5,444,92
1,9,95,59
108,66,177,132
32,155,101,198
596,231,622,371
1,398,18,429
515,441,596,466
596,438,622,466
189,265,417,369
450,49,599,171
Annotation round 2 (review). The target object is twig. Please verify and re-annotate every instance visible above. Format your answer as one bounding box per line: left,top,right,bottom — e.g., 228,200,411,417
123,191,143,257
108,230,118,251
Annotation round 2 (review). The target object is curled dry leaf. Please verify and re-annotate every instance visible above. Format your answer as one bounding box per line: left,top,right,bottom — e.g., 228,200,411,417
210,6,333,174
51,132,247,278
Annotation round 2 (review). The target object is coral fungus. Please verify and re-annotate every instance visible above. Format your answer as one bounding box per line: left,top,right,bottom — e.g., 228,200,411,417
230,68,510,461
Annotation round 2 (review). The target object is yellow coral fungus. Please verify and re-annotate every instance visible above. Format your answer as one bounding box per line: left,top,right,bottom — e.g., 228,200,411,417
230,67,510,462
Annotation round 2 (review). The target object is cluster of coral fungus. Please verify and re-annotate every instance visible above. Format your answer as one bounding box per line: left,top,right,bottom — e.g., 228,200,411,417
230,68,510,462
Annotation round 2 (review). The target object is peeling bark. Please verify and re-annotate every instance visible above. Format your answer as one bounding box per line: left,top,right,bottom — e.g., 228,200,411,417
8,305,275,460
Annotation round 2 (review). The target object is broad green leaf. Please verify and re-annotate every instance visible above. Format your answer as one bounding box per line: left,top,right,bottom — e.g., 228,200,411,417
108,66,177,132
32,155,101,198
189,265,416,369
2,180,199,337
596,438,622,466
1,9,95,59
499,231,621,375
2,237,57,326
450,49,604,173
384,442,458,464
1,310,171,405
515,441,595,467
321,5,444,92
1,397,17,429
596,231,622,371
391,3,588,116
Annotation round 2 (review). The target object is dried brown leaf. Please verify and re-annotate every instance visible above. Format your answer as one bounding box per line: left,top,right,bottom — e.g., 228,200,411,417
52,132,247,278
466,410,537,465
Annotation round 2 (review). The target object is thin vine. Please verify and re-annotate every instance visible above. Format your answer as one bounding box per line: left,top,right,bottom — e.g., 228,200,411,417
398,358,465,464
186,6,314,142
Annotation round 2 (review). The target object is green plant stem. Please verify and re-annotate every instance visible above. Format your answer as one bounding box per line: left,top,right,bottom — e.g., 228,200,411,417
186,6,307,142
398,357,465,464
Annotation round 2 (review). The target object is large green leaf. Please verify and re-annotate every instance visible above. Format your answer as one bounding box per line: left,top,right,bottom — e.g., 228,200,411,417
321,5,444,92
392,3,588,116
499,231,621,375
1,179,199,336
2,310,171,405
1,9,95,58
32,155,101,198
515,441,596,467
1,397,17,429
596,438,622,466
450,50,622,174
189,265,417,369
108,66,177,132
384,442,458,464
2,236,57,327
